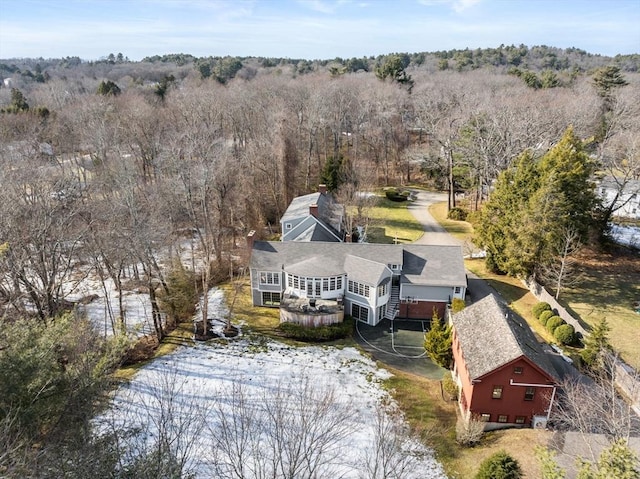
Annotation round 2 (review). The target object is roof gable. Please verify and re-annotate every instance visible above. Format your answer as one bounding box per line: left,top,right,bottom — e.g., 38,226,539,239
452,294,557,382
344,254,391,285
284,216,342,242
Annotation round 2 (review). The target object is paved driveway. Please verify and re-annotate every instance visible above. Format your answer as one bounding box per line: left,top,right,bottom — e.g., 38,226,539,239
355,318,447,380
407,191,462,246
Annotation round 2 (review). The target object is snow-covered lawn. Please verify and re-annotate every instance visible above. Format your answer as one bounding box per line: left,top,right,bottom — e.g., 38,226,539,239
98,338,447,478
611,224,640,249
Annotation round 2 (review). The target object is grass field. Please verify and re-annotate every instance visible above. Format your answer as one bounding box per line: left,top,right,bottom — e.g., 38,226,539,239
562,247,640,369
363,195,424,244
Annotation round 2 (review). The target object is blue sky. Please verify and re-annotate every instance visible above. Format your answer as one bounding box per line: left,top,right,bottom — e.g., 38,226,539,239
0,0,638,60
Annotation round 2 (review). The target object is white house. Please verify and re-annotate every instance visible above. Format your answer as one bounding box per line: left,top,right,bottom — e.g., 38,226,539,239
248,236,467,326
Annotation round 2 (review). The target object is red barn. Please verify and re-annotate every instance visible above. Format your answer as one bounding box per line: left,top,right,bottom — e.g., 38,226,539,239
451,294,558,430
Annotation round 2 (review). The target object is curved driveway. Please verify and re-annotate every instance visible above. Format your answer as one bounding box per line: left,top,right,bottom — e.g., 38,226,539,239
407,191,461,246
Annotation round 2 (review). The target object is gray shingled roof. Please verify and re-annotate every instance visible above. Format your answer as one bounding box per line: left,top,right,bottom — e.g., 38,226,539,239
281,192,324,223
452,294,558,382
402,245,468,287
250,241,466,288
292,221,341,242
344,254,389,285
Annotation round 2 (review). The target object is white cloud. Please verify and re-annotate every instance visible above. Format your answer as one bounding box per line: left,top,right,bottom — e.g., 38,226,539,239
417,0,481,13
299,0,337,14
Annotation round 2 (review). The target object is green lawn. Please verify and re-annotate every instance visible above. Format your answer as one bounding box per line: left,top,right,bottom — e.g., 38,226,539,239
428,202,474,243
560,249,640,369
363,195,424,244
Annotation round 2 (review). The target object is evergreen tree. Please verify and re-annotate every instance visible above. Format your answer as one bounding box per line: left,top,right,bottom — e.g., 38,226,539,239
592,65,628,99
475,451,523,479
375,54,414,92
475,150,539,274
580,318,611,369
424,309,452,368
476,127,597,278
538,127,597,241
320,155,344,192
96,80,121,96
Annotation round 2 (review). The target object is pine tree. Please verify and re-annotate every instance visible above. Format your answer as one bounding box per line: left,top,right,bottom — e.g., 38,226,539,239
476,127,597,278
580,318,611,369
475,451,523,479
424,309,452,368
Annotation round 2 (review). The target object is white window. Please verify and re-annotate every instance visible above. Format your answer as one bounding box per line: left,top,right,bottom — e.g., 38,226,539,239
454,286,461,294
348,280,369,298
260,272,280,285
285,223,292,229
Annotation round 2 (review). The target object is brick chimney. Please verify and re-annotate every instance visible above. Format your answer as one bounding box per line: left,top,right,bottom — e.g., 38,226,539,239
246,230,256,251
309,204,319,218
318,184,327,195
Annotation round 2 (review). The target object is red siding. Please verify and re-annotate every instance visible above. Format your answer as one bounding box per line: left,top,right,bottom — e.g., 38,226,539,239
452,328,555,427
399,301,446,320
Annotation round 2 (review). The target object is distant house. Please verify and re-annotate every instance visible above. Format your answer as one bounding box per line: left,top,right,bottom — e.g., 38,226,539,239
598,176,640,220
248,235,467,327
451,294,558,430
280,184,346,242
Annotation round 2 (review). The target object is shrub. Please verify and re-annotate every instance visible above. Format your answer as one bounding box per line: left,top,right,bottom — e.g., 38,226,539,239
554,323,576,345
532,302,552,319
448,207,468,221
451,298,466,314
539,310,555,326
456,415,485,447
442,372,459,400
278,316,353,341
475,451,523,479
385,189,409,202
546,315,564,333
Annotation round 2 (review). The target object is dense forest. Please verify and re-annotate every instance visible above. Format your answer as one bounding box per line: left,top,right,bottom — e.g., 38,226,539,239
0,44,639,476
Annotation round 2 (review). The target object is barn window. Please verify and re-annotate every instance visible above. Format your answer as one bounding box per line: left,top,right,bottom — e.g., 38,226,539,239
513,366,523,374
480,413,490,422
515,416,526,424
498,415,508,423
524,387,535,401
492,386,503,399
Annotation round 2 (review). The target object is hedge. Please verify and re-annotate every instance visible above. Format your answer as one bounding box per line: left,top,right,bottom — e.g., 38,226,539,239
448,207,468,221
546,315,565,333
554,324,576,345
278,316,353,341
532,302,552,319
539,310,555,326
384,188,410,202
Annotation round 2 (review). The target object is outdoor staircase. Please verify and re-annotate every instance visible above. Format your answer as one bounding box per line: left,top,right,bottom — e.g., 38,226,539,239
384,285,400,320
